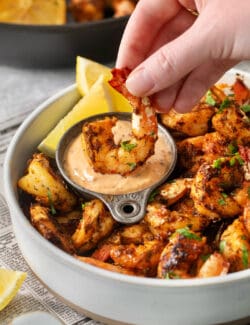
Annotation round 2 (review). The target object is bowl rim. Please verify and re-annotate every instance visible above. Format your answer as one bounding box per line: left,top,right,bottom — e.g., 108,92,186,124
0,15,129,31
4,69,250,289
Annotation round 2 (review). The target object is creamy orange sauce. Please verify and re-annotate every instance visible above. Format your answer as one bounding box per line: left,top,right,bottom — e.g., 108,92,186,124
63,120,172,195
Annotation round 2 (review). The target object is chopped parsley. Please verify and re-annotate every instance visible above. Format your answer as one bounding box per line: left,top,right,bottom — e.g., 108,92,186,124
229,157,236,167
217,97,232,113
121,141,137,152
47,189,56,215
148,189,159,203
176,227,202,241
165,271,180,279
127,162,137,170
219,240,226,253
229,152,244,166
205,90,216,106
228,143,238,155
218,193,228,206
235,152,245,165
241,104,250,113
200,254,211,262
212,158,223,169
242,244,249,269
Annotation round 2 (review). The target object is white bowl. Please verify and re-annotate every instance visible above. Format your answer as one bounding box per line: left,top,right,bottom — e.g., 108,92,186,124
4,70,250,325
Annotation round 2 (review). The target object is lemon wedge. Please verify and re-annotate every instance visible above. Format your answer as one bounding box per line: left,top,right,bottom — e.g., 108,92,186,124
0,268,27,311
76,56,112,96
38,57,133,157
0,0,66,25
38,76,115,157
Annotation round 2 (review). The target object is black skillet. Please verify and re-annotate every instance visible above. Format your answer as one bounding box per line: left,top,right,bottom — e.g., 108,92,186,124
0,15,129,68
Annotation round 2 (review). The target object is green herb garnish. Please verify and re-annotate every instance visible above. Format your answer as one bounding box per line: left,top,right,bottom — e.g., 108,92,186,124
228,143,238,155
235,152,245,165
212,158,223,169
47,189,56,215
148,189,159,203
165,271,180,279
218,192,228,206
229,157,236,166
218,97,232,113
219,240,226,253
121,141,137,152
200,254,211,262
205,90,216,106
241,104,250,113
176,227,202,241
218,199,226,206
127,162,137,170
242,244,249,269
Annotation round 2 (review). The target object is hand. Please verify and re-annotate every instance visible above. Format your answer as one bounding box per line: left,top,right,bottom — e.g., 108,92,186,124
116,0,250,112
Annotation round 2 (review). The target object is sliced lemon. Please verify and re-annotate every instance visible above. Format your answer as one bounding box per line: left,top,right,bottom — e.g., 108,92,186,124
38,76,115,157
106,82,133,113
76,56,112,96
0,268,27,311
0,0,66,25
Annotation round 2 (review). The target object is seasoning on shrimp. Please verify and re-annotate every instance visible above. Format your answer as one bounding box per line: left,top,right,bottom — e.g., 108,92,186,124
82,68,158,176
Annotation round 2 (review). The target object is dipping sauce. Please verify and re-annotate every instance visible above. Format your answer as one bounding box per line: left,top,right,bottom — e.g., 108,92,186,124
63,120,173,195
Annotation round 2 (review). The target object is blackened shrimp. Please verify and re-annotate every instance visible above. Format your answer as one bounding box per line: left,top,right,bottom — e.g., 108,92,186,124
82,68,158,175
191,157,244,220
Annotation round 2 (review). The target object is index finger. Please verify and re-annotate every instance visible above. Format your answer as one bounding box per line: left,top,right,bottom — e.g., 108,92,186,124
116,0,182,69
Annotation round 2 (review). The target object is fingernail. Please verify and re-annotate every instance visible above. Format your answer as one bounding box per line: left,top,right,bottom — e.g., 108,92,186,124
126,68,155,96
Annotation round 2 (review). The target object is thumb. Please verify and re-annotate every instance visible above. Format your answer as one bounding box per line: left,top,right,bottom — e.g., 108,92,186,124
125,19,213,97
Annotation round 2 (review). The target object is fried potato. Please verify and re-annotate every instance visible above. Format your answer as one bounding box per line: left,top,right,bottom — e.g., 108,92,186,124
0,0,66,25
18,153,77,212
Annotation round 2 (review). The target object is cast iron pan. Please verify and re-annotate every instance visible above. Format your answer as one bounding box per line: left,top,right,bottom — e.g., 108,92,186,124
0,15,129,68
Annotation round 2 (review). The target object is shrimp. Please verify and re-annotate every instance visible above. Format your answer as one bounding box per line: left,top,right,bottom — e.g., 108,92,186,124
161,103,215,137
91,222,162,276
197,252,229,278
71,199,115,253
220,217,250,272
109,239,164,276
157,229,207,279
110,0,137,17
243,203,250,236
69,0,105,22
30,204,75,254
191,157,244,220
177,132,230,176
92,223,154,261
145,179,207,240
82,68,158,175
156,178,193,206
212,105,250,145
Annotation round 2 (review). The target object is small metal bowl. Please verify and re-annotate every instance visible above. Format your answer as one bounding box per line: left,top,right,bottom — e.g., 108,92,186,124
56,112,177,224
